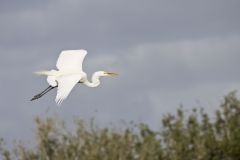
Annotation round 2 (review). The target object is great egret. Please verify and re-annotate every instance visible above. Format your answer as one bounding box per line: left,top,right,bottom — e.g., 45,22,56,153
31,49,117,105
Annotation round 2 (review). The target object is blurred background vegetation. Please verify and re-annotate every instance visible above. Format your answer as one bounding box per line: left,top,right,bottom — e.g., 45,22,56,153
1,92,240,160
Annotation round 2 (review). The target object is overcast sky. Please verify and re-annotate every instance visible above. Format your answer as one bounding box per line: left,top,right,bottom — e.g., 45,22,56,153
0,0,240,142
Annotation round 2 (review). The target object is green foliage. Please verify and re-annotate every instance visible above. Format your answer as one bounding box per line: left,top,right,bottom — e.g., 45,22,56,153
1,92,240,160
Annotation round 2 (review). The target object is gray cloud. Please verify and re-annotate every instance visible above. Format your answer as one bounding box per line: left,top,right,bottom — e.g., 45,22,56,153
0,0,49,14
1,0,240,50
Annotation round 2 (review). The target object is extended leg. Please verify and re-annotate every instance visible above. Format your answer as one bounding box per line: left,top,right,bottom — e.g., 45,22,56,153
31,86,56,101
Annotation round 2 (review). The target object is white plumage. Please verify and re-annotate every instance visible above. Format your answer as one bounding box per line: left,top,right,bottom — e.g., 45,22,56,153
55,74,82,105
32,49,117,105
56,50,87,72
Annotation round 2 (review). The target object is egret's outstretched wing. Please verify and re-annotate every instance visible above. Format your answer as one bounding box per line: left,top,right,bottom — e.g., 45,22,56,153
56,50,87,72
55,74,82,105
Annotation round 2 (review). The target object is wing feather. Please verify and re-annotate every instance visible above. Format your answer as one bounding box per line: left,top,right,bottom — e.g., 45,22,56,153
56,50,87,72
55,74,82,105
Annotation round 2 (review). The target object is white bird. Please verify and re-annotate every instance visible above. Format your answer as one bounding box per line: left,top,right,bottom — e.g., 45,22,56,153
31,49,117,105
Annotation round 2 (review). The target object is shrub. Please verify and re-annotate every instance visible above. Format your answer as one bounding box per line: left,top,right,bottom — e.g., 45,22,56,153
1,92,240,160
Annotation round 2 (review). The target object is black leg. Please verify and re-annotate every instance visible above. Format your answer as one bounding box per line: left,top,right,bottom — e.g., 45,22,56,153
31,86,56,101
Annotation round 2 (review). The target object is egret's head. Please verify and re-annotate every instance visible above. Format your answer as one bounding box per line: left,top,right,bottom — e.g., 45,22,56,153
96,71,118,77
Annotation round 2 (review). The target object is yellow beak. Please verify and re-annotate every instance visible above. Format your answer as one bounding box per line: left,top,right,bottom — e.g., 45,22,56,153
106,72,118,76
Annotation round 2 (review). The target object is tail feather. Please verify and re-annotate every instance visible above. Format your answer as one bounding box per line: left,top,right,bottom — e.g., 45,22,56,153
34,70,58,76
34,70,51,76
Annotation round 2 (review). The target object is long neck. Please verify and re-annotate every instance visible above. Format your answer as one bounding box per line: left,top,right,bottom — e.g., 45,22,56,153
83,72,101,87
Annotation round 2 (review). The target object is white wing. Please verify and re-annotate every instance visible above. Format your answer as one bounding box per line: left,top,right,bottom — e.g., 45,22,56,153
55,74,82,105
56,50,87,72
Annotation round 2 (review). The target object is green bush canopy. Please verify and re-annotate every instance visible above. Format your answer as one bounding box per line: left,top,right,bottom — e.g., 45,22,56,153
1,92,240,160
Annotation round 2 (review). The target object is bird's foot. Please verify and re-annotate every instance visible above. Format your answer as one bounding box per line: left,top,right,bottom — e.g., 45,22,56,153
30,94,42,101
